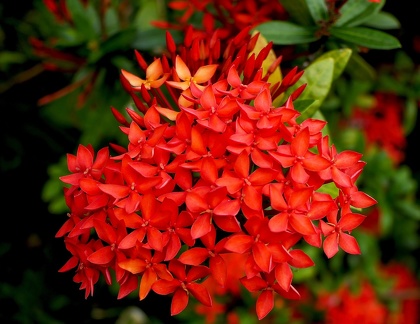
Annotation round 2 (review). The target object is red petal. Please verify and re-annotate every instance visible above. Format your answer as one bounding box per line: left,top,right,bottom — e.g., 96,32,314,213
350,191,377,208
290,162,310,184
87,246,114,265
275,263,293,291
171,288,189,316
98,183,129,199
323,233,339,258
117,275,138,300
240,275,267,292
335,150,363,168
187,282,212,307
289,250,315,268
224,234,254,253
256,290,274,320
291,127,310,156
76,144,94,170
152,279,179,295
339,233,361,255
191,214,212,239
178,248,209,265
234,150,250,178
339,213,366,231
289,214,316,236
118,259,146,274
201,157,218,183
139,268,157,300
268,213,288,233
209,255,227,287
186,265,211,282
252,241,272,273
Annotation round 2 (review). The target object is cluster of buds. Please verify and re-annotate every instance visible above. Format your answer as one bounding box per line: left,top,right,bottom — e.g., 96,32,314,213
57,25,377,320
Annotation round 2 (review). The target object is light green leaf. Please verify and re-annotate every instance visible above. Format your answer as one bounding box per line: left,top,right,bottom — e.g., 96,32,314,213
330,26,401,49
134,0,164,31
279,0,313,25
314,48,352,80
253,21,319,45
288,58,335,121
345,51,376,80
362,12,401,30
317,182,339,198
305,0,328,24
335,0,384,27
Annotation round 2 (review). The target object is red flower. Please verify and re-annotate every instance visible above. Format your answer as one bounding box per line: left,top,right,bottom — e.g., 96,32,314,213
320,210,366,258
152,259,212,315
240,271,300,320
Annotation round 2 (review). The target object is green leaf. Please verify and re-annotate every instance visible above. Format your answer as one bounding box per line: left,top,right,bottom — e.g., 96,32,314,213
345,51,376,81
317,182,338,199
305,0,328,24
330,26,401,50
132,28,182,51
362,12,401,30
133,0,165,31
104,6,121,36
66,0,100,41
403,97,418,135
335,0,384,27
279,0,313,25
395,201,420,221
293,98,319,116
88,28,137,63
0,51,26,70
314,48,352,80
288,58,334,121
253,21,319,45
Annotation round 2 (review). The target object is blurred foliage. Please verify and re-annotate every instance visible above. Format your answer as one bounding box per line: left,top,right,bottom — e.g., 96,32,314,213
1,0,419,323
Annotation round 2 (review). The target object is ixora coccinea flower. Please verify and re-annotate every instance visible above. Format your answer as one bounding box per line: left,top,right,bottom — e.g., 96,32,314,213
57,25,377,320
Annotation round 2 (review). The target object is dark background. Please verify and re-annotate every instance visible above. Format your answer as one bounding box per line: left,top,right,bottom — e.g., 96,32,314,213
1,1,419,323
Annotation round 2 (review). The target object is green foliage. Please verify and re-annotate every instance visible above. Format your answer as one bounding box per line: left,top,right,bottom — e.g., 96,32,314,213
330,26,401,49
252,21,319,44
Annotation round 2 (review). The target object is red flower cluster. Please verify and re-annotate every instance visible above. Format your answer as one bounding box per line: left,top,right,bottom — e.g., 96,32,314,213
57,25,376,320
316,280,388,324
152,0,287,40
316,262,420,324
350,92,407,165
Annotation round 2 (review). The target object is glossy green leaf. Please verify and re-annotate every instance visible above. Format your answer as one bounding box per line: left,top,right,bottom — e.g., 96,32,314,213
330,26,401,49
335,0,384,27
289,58,334,121
253,21,319,45
279,0,313,25
293,99,319,115
305,0,328,24
314,48,352,80
362,11,401,30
